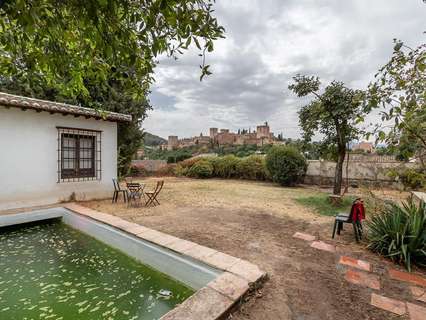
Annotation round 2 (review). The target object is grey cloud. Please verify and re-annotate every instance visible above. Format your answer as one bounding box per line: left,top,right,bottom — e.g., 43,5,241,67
144,0,425,139
149,91,177,111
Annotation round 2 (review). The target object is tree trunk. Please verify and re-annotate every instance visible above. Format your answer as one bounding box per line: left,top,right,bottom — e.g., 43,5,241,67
333,148,346,195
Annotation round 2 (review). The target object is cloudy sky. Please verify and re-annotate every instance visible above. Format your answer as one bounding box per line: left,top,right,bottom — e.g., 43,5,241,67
144,0,426,140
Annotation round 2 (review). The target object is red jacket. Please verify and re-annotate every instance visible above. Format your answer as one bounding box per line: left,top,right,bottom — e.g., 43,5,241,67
351,202,365,222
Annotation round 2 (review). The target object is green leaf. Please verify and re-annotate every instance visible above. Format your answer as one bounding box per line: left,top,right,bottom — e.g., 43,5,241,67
193,37,202,50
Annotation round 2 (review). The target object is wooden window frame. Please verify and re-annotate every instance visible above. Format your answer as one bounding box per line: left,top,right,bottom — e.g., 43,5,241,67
57,127,102,183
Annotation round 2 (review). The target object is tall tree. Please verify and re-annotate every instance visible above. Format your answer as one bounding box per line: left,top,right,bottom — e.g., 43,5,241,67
366,40,426,166
289,75,365,195
0,0,225,175
0,0,224,97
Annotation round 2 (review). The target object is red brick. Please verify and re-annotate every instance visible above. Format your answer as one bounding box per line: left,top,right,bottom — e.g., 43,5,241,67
410,286,426,303
310,241,336,253
345,269,380,290
293,232,316,242
339,256,372,272
407,302,426,320
370,293,406,315
389,269,426,287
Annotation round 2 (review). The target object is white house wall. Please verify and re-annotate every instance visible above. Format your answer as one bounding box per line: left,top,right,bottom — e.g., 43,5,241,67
0,106,118,210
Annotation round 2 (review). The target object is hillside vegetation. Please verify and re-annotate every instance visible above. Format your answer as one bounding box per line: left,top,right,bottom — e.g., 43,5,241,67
143,132,167,146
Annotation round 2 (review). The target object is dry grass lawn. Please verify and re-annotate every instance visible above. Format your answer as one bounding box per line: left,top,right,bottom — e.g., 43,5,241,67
84,177,336,223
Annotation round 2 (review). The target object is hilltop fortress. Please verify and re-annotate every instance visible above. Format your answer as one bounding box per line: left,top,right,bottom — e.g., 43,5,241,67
162,122,276,151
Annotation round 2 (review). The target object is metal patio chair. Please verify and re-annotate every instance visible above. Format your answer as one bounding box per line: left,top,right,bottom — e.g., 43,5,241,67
145,180,164,207
112,178,127,203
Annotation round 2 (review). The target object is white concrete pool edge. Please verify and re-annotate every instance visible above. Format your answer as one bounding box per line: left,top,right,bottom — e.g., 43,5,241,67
63,203,267,320
1,203,267,319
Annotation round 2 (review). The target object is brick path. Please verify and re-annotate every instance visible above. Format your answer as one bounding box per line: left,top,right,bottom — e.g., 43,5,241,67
292,231,426,319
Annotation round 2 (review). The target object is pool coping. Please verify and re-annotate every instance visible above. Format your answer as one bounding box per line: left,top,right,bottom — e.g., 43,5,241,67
62,203,267,320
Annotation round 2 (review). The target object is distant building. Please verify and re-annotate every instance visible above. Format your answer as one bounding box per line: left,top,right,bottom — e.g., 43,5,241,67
352,141,375,153
167,135,178,150
136,148,145,159
256,122,270,139
209,128,218,138
161,122,278,150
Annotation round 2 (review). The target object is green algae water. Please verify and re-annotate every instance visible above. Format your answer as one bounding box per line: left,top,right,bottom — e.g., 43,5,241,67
0,220,194,320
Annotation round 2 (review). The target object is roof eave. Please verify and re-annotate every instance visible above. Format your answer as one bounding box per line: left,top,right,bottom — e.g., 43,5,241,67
0,92,132,123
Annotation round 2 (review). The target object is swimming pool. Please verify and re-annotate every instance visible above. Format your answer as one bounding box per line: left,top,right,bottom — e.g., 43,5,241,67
0,205,265,320
0,208,221,319
0,220,194,319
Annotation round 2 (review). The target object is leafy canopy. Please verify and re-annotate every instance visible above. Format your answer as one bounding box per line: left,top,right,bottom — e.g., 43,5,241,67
0,0,225,176
0,0,225,99
366,40,426,164
289,75,365,149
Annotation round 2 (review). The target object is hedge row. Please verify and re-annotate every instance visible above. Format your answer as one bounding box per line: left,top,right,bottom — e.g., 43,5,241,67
175,146,308,186
176,154,270,181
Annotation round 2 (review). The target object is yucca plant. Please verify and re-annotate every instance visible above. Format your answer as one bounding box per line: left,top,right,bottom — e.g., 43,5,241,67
367,198,426,271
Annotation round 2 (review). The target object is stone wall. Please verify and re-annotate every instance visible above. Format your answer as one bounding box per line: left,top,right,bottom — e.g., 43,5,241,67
131,160,167,172
304,160,418,187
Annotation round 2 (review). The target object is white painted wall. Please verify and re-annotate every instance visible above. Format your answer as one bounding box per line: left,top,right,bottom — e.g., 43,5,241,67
0,106,118,210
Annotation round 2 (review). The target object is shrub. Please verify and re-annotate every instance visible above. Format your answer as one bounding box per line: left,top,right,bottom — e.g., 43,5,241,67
174,164,188,177
179,157,205,169
166,150,192,163
265,145,307,186
128,165,148,177
236,155,268,180
187,160,214,178
388,168,426,190
367,198,426,271
155,164,177,176
211,155,241,178
405,170,426,190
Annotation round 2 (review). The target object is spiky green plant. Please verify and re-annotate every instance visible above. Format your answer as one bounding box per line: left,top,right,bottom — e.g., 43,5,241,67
367,198,426,271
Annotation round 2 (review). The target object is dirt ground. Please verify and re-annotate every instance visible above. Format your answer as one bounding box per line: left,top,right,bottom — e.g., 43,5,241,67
81,177,421,320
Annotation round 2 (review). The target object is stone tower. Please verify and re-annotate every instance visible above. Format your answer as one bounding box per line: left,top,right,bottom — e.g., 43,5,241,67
256,122,270,139
209,128,218,138
167,135,178,150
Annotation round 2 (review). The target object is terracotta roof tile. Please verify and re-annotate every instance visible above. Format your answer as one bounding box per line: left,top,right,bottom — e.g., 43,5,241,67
0,92,132,122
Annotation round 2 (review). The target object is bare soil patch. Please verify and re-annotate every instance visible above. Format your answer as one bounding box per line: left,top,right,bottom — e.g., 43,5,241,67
80,177,419,320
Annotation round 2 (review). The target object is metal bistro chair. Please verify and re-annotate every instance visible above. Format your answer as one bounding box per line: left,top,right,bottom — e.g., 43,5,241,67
126,182,145,207
145,180,164,207
112,178,127,203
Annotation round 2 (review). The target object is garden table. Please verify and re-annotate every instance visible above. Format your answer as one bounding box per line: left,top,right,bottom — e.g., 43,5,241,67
126,182,145,207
